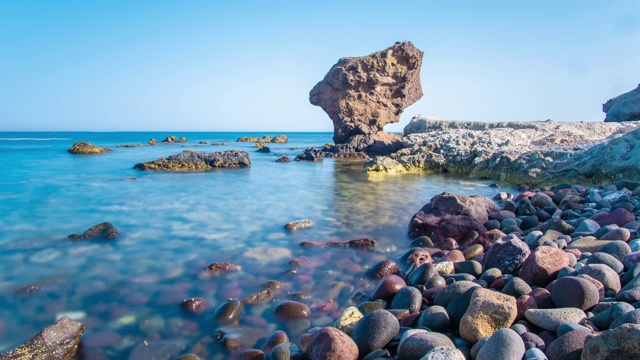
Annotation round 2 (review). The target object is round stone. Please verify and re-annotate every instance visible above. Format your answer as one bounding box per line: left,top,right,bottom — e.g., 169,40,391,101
370,275,406,302
551,277,599,310
544,329,592,360
524,308,586,332
587,252,624,274
417,305,450,333
420,346,466,360
305,326,358,360
390,286,423,314
350,309,399,355
519,246,569,287
397,331,455,360
476,328,525,360
273,301,311,321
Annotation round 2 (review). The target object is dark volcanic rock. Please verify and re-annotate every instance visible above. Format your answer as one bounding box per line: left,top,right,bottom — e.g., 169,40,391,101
0,316,84,360
408,192,499,240
68,222,119,240
309,41,423,156
134,150,251,171
483,236,531,274
603,84,640,123
295,148,324,162
67,141,110,154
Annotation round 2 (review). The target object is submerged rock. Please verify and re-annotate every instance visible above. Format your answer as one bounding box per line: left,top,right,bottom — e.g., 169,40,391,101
0,316,84,360
603,84,640,123
133,150,250,171
299,237,376,249
285,219,314,231
68,222,119,240
67,141,110,154
309,41,423,156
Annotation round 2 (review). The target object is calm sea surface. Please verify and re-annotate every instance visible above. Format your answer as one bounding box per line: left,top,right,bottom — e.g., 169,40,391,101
0,132,514,358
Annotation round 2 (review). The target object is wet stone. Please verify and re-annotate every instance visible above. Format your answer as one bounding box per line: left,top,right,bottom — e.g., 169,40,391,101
273,301,311,321
389,286,422,314
213,299,244,325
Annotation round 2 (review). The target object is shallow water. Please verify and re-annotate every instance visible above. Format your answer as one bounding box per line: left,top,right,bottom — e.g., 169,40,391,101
0,132,514,358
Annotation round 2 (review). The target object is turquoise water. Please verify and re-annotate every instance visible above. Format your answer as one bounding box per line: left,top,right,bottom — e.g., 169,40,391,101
0,132,513,358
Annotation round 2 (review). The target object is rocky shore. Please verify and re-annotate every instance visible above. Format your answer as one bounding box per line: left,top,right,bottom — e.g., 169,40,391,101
364,117,640,187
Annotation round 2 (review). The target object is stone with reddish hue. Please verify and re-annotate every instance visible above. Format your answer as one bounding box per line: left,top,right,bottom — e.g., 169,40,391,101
365,260,398,281
483,236,531,274
305,326,358,360
519,246,569,287
544,328,592,360
273,301,311,321
399,248,433,271
180,298,207,314
310,41,423,155
408,192,499,241
582,323,640,359
263,330,289,353
459,288,517,343
472,229,507,251
0,316,84,360
438,250,465,263
598,208,635,227
370,275,406,302
551,277,599,310
516,295,538,321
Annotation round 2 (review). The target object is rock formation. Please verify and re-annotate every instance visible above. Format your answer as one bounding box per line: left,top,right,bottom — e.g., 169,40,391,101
364,116,640,187
134,150,251,171
237,135,288,143
67,141,110,154
0,316,84,360
68,222,119,240
309,41,423,156
604,84,640,122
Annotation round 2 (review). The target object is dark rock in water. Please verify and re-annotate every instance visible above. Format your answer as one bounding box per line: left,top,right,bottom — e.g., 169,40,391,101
309,41,423,156
299,238,376,249
370,275,406,302
242,288,274,305
408,192,498,241
257,147,271,153
365,260,399,281
295,148,324,161
213,299,244,325
67,141,110,154
134,150,251,171
273,301,311,321
276,155,290,163
68,222,119,240
350,309,399,355
285,219,314,231
117,144,142,148
213,327,270,354
0,316,84,360
603,84,640,123
200,262,241,277
180,297,208,314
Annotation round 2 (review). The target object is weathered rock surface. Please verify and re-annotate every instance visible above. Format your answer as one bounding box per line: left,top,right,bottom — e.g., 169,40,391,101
582,323,640,359
364,117,640,186
133,150,250,171
67,141,110,154
459,288,517,343
309,41,423,156
306,326,359,360
408,192,498,240
237,134,288,143
0,316,84,360
68,222,119,240
604,84,640,123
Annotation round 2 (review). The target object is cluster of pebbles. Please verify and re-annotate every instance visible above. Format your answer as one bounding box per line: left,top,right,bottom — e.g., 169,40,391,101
168,179,640,360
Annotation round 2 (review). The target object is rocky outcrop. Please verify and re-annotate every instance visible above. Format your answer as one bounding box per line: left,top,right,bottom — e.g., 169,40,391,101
237,135,288,143
134,150,250,171
365,116,640,187
309,41,423,156
604,84,640,122
68,222,119,240
67,141,110,154
408,192,498,241
161,135,187,143
0,316,84,360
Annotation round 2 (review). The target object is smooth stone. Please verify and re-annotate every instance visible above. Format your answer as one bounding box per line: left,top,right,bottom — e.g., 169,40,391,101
544,328,592,360
556,323,591,337
479,268,502,286
273,301,311,321
529,288,554,309
624,251,640,270
575,219,601,234
453,260,483,278
617,287,640,303
390,286,423,314
588,252,624,273
365,260,399,281
567,236,615,253
578,264,622,293
433,281,480,308
476,328,525,360
590,302,635,330
350,309,399,355
397,332,455,360
501,277,532,298
268,342,305,360
370,275,406,302
599,240,632,263
600,228,632,241
459,288,517,343
213,299,244,325
407,263,439,286
551,277,599,310
417,305,450,333
581,323,640,359
610,308,640,329
516,295,538,322
305,326,358,360
524,308,586,332
524,347,548,360
420,346,466,360
263,330,289,353
445,287,479,330
519,246,569,287
598,208,635,227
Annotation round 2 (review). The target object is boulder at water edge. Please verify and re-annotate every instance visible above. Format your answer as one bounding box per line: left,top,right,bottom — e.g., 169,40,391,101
0,316,84,360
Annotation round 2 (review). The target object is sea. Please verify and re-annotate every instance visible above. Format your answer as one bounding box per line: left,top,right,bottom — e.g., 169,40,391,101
0,132,514,358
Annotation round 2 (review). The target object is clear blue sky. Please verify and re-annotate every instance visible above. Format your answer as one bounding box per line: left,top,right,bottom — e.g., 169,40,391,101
1,0,639,131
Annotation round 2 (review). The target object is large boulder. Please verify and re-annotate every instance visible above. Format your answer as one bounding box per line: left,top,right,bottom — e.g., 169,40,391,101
582,323,640,359
604,84,640,123
309,41,423,156
408,192,498,241
134,150,250,171
0,316,84,360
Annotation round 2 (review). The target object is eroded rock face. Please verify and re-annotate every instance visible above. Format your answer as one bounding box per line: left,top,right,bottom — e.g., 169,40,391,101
0,316,84,360
134,150,250,171
604,84,640,123
309,41,423,156
408,192,498,241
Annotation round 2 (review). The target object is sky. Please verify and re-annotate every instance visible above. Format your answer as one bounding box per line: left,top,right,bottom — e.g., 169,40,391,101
0,0,639,132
